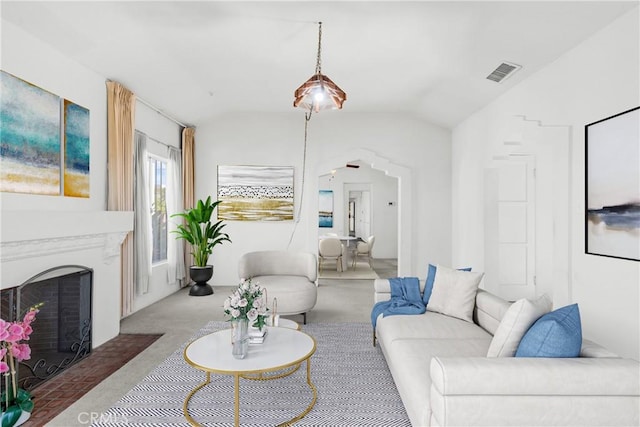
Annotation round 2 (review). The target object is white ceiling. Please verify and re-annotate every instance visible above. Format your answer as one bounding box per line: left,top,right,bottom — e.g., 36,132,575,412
2,1,637,129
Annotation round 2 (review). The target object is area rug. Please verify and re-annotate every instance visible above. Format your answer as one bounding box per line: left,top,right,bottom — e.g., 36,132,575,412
92,322,410,426
318,261,380,280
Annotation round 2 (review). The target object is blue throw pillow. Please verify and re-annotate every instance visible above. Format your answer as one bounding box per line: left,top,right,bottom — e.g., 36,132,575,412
423,264,472,305
515,304,582,358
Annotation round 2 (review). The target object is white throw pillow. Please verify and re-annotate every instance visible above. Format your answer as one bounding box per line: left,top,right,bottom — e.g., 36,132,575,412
486,294,552,357
426,265,484,323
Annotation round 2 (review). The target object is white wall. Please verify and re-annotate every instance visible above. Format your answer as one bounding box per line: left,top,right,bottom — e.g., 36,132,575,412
195,112,451,286
452,8,640,360
318,163,398,258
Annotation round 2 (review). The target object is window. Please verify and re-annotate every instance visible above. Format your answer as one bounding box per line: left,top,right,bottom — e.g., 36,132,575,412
149,156,167,263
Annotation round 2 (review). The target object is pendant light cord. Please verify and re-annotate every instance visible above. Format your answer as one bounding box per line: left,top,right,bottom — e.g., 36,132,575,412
315,22,322,75
287,110,313,249
287,21,324,248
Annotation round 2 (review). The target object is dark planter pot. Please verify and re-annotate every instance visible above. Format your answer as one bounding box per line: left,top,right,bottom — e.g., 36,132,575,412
189,265,214,296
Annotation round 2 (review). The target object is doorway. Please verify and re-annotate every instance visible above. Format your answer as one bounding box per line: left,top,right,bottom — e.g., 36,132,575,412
344,185,372,241
314,149,410,275
482,117,571,306
348,199,356,236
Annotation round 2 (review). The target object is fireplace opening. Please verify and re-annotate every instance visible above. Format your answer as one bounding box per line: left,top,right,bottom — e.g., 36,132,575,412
1,265,93,391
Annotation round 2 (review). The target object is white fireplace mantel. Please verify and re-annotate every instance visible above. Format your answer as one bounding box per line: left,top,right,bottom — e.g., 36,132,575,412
1,210,134,347
0,210,134,263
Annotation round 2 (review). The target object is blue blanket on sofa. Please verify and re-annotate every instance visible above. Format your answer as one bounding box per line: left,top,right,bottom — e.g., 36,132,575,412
371,277,425,329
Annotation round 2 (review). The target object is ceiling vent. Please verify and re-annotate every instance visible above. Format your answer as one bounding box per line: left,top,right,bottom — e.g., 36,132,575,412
486,62,521,83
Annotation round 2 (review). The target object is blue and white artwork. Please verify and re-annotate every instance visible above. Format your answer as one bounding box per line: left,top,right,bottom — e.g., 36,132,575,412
64,100,90,198
0,71,61,195
319,190,334,228
586,106,640,261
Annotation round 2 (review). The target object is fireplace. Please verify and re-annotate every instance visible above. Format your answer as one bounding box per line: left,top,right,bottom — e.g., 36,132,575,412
1,265,92,391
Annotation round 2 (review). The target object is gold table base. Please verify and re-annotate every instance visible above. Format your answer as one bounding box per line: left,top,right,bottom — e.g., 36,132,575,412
183,359,316,427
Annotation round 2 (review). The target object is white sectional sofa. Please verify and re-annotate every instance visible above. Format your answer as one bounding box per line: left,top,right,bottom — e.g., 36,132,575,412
373,278,640,427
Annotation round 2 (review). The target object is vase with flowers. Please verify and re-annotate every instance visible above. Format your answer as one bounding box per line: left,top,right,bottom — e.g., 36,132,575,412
223,278,269,359
1,303,43,427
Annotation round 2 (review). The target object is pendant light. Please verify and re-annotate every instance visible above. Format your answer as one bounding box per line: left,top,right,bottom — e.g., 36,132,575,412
293,22,347,112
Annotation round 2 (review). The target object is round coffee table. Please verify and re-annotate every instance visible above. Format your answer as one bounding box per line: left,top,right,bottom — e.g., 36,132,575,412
183,326,316,426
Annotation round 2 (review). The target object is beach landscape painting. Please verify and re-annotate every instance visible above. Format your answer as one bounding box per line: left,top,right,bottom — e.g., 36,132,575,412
319,190,334,227
586,106,640,261
217,165,294,221
64,100,90,198
0,71,61,195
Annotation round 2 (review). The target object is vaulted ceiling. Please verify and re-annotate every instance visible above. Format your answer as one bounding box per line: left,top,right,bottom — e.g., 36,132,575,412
2,1,636,128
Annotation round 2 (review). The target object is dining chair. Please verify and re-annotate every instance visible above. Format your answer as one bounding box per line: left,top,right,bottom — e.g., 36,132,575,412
352,235,375,269
318,238,344,272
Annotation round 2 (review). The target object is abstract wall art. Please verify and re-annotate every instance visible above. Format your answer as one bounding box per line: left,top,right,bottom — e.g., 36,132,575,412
0,70,61,195
63,100,90,198
217,165,294,221
585,106,640,261
319,190,334,228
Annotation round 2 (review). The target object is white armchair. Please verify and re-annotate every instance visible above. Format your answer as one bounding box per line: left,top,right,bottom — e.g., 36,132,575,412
238,251,317,324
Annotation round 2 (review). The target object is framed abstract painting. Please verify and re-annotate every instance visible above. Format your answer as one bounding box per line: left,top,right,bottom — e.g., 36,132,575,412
319,190,334,228
585,106,640,261
0,71,61,195
217,165,294,221
64,100,90,198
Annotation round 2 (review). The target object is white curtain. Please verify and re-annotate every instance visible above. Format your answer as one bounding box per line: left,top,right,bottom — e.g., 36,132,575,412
134,132,152,295
167,146,186,286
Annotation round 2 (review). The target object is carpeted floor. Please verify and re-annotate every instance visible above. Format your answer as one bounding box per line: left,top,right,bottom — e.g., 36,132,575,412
47,259,398,426
92,322,410,427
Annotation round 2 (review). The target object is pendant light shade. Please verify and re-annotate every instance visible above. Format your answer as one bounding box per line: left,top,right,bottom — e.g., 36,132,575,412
294,73,346,112
293,22,346,112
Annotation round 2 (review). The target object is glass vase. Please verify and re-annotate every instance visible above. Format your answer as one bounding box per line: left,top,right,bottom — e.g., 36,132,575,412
231,318,249,359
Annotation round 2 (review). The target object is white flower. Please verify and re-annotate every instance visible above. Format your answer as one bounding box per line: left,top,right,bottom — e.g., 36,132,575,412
224,278,268,322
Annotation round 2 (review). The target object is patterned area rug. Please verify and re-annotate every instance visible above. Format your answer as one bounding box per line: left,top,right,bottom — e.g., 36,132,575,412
93,322,410,426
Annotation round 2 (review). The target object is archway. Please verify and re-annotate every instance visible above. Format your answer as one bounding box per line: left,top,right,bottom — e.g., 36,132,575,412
311,149,412,276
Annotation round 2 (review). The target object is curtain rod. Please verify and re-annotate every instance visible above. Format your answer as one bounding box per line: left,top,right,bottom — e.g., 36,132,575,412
136,130,181,151
107,79,193,128
136,96,193,129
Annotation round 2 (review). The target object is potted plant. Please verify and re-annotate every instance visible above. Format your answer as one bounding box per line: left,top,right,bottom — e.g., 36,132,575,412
172,196,231,296
1,303,43,427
